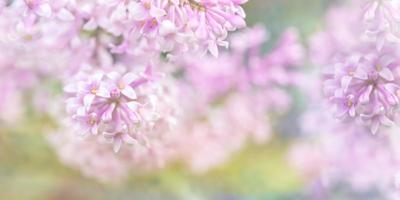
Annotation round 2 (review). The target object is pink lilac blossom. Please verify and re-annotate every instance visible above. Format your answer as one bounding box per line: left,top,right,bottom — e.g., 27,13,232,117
313,0,400,134
289,106,400,199
64,64,174,153
323,48,400,134
290,65,400,195
0,0,320,183
7,0,248,57
50,77,182,181
45,13,287,179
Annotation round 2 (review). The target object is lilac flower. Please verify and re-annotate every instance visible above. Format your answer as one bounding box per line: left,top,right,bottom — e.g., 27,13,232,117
65,66,162,152
324,49,400,134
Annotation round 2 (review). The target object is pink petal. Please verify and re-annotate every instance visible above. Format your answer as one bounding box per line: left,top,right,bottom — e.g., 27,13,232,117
360,85,373,104
341,76,352,92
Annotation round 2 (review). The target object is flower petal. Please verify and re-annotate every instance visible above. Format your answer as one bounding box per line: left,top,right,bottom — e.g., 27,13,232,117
379,67,394,81
121,86,137,99
122,72,139,84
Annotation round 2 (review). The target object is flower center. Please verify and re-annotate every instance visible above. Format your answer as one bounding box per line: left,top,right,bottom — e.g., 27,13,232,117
118,81,125,90
396,89,400,98
90,87,97,94
376,64,382,71
87,117,96,125
144,2,151,10
347,100,353,107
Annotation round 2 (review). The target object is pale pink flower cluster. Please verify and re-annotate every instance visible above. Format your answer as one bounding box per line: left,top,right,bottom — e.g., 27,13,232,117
180,25,304,111
64,64,178,153
313,0,400,134
289,105,400,199
45,25,305,181
9,0,247,57
289,68,400,198
168,26,304,173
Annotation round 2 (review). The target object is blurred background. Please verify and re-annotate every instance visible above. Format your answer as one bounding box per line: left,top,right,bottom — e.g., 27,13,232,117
0,1,336,199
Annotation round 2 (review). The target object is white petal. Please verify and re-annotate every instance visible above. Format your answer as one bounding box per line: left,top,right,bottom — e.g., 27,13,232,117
379,67,394,81
360,85,373,103
83,94,95,107
102,103,115,121
208,42,219,57
63,83,77,93
341,76,352,92
128,2,147,20
106,71,121,81
35,3,52,18
113,137,122,153
159,20,177,36
370,120,380,134
57,8,75,21
96,86,110,98
122,72,139,84
126,101,140,111
354,68,368,80
121,86,137,99
349,106,356,117
122,133,137,144
150,6,166,18
380,115,394,126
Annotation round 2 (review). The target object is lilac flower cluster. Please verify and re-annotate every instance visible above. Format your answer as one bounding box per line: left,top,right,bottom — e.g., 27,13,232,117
64,65,178,153
45,25,305,181
315,0,400,134
10,0,247,57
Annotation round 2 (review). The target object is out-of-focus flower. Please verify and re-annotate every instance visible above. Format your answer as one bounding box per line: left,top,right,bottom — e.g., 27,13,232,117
363,0,400,50
169,26,305,173
174,93,271,173
289,99,400,198
312,0,400,134
49,128,132,183
180,26,305,113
